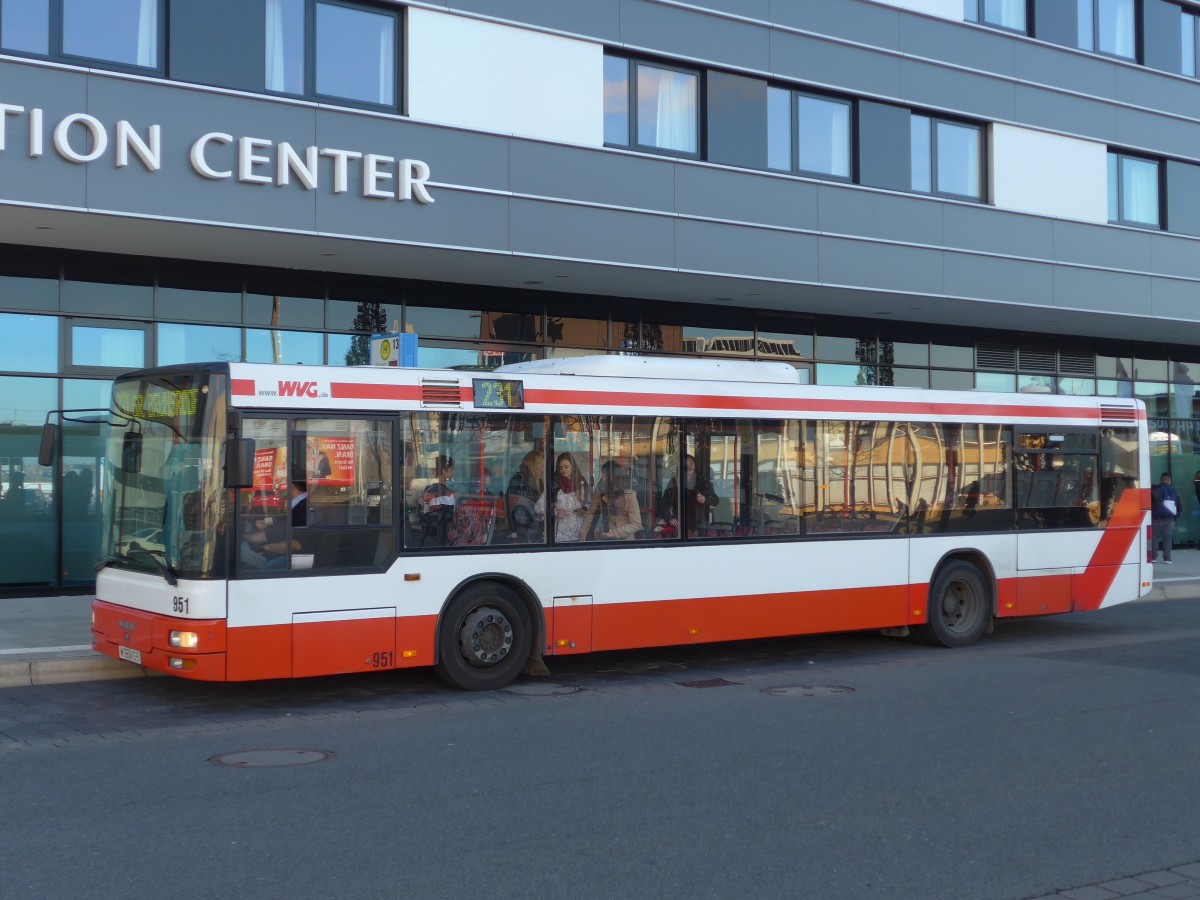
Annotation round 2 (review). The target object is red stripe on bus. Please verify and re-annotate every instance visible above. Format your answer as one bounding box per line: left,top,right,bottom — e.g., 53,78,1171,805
230,379,255,396
1071,490,1146,611
329,383,424,401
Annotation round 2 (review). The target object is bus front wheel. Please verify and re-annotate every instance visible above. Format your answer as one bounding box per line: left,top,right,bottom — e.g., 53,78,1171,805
915,561,990,648
435,582,532,691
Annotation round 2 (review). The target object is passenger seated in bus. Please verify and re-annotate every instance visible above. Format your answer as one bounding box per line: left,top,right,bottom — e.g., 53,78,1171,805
657,454,720,536
506,451,544,542
420,455,456,545
242,480,306,568
581,460,642,540
535,452,591,542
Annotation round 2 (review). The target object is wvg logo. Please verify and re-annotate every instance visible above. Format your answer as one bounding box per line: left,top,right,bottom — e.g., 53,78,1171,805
277,381,319,398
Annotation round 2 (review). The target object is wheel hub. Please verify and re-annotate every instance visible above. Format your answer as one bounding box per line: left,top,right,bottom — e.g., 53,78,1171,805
458,606,514,667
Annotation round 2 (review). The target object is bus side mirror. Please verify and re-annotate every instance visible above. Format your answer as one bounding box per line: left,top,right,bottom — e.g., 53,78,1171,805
122,432,143,474
38,423,57,467
225,438,256,489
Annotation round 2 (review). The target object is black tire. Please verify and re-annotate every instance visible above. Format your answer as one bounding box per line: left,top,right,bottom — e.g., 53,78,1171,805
435,582,532,691
914,560,990,648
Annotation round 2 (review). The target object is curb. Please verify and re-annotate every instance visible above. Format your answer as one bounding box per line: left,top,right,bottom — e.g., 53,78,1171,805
0,654,152,689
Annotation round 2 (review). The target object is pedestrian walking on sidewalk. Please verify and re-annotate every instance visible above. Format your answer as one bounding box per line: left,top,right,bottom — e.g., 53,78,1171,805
1151,472,1182,563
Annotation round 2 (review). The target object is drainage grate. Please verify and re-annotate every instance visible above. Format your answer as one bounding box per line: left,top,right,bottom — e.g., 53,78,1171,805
763,685,854,698
676,677,740,689
500,682,583,697
209,749,334,768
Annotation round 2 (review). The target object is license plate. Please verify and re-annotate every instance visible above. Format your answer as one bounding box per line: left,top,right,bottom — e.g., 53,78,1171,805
118,645,142,665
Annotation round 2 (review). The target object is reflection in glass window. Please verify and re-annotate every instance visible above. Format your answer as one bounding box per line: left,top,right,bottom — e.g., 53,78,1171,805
1184,9,1199,78
912,114,981,200
636,63,698,154
976,372,1016,392
911,115,932,193
0,313,57,372
246,329,324,365
572,416,670,542
265,0,304,94
1,0,49,53
1108,152,1159,228
797,94,850,178
964,0,1026,31
1078,0,1134,58
0,375,58,587
767,87,791,171
315,1,395,106
62,0,158,67
603,55,630,146
157,323,241,365
72,325,145,369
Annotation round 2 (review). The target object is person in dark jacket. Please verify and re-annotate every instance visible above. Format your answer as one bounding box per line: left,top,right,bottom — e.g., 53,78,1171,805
659,454,720,536
1151,472,1181,563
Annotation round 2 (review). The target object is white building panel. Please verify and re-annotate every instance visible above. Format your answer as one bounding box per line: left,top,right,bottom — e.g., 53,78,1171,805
991,124,1109,224
406,8,603,147
871,0,962,20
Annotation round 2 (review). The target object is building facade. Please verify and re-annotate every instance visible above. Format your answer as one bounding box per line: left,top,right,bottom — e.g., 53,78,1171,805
1,0,1199,592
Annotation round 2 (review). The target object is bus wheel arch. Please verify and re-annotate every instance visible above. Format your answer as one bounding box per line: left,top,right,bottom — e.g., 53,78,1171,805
915,553,994,648
433,575,542,691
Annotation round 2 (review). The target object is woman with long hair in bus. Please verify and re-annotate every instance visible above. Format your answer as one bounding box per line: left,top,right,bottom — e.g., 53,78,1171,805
506,450,545,542
420,455,457,545
659,453,720,537
581,460,642,541
536,451,591,542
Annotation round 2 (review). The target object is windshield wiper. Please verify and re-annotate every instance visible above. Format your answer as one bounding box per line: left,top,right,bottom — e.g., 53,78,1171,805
126,544,179,586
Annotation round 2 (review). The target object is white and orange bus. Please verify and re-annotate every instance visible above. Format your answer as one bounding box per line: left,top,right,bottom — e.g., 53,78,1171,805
80,356,1151,690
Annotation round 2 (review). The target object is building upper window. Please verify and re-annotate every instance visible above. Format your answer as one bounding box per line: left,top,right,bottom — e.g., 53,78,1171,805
1183,7,1199,77
1,0,160,70
265,0,399,109
963,0,1027,33
604,55,699,156
911,115,983,201
1078,0,1136,59
767,87,852,180
1108,152,1160,228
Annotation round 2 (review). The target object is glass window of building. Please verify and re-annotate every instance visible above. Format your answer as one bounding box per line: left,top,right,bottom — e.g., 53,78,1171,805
1078,0,1135,59
913,115,982,200
69,322,147,370
157,323,241,365
265,0,399,109
767,87,791,171
964,0,1026,32
0,375,58,588
604,56,699,156
1108,152,1160,228
1,0,50,53
1185,7,1199,77
62,0,159,68
0,313,58,373
766,88,851,179
246,329,324,365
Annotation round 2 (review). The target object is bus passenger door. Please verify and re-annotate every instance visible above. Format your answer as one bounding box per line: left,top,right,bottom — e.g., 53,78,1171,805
551,595,592,655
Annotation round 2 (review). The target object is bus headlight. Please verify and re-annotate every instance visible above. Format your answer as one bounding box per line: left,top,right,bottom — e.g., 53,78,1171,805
169,630,199,649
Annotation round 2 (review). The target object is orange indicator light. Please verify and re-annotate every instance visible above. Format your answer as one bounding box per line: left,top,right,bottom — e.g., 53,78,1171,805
556,639,569,647
404,573,420,582
402,650,417,659
687,628,700,636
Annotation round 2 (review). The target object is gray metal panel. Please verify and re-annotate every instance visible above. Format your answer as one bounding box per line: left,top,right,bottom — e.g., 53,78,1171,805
169,0,265,92
1165,161,1200,239
770,0,901,52
1150,276,1200,319
60,280,153,317
84,76,319,232
687,0,770,19
1052,220,1153,272
1053,265,1152,313
0,62,89,209
509,142,677,212
856,101,911,193
1014,41,1117,99
817,184,943,246
1114,66,1197,124
1142,0,1183,74
448,0,620,41
706,71,767,170
319,186,510,254
899,14,1017,77
898,58,1016,123
618,0,770,72
943,252,1054,303
1115,107,1200,161
818,237,945,294
0,276,59,312
675,219,818,282
943,204,1056,260
675,165,819,231
1013,84,1118,143
1031,0,1078,49
769,29,901,96
509,198,675,268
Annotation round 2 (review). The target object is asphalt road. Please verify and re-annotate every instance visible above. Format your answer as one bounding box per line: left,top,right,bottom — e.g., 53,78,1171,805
3,596,1200,899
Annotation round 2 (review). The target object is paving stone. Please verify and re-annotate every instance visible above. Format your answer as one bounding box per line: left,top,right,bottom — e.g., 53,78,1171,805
1172,866,1200,879
1139,872,1189,888
1148,884,1200,899
1099,878,1161,895
1061,886,1122,900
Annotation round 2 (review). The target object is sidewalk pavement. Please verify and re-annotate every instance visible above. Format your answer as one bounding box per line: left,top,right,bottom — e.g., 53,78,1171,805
3,550,1200,688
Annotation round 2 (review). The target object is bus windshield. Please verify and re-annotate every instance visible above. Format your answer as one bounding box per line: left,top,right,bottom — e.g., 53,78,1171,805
101,370,228,581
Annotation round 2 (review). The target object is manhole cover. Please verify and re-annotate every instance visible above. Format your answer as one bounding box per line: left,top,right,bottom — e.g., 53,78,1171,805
500,682,583,696
676,677,740,689
209,749,334,768
763,685,855,698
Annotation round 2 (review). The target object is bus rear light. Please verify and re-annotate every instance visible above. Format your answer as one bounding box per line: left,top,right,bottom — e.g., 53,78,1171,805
402,650,417,658
168,657,197,671
169,630,199,649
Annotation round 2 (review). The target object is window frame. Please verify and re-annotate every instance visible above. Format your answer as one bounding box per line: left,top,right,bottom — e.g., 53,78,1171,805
263,0,403,113
603,54,703,160
64,317,153,376
0,0,165,75
1181,5,1199,78
963,0,1029,34
1108,150,1163,230
767,86,854,182
1077,0,1138,61
910,113,986,203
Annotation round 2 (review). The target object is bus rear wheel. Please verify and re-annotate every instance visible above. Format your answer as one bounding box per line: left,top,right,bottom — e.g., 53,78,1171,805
435,582,531,691
915,560,990,648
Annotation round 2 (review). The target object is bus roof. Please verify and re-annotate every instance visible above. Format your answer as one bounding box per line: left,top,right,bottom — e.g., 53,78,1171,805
495,356,802,384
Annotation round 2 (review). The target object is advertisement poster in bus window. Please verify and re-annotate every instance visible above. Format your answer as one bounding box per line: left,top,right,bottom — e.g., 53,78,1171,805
309,437,355,486
253,448,277,489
